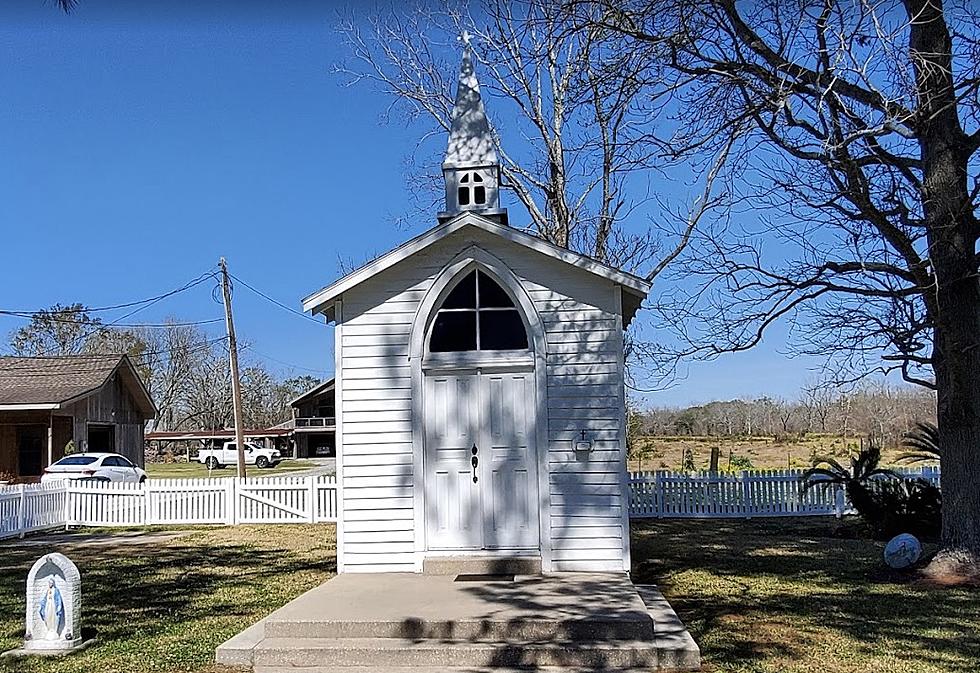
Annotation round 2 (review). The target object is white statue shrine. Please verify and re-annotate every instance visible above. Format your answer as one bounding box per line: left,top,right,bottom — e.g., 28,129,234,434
23,553,82,652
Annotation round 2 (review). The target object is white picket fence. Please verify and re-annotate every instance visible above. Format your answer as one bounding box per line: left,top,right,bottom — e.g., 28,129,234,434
628,466,941,519
0,467,941,539
0,482,67,538
1,475,337,539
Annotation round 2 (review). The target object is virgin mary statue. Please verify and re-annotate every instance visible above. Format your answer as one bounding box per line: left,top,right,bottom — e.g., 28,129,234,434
37,577,64,640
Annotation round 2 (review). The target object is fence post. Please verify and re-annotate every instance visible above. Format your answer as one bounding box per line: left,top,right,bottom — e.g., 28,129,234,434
650,472,659,518
17,484,26,538
63,483,71,530
224,479,235,525
741,471,752,519
143,480,152,526
834,486,845,519
308,476,317,523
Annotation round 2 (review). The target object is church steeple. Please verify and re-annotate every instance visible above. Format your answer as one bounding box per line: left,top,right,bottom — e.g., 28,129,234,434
439,32,506,224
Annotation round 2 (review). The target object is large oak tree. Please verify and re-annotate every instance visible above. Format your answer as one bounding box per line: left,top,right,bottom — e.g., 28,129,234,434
580,0,980,572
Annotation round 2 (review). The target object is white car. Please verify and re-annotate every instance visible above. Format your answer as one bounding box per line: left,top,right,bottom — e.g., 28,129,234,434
40,453,147,484
197,441,282,470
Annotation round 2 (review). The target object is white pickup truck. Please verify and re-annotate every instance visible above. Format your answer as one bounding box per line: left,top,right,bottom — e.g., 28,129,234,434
197,441,282,470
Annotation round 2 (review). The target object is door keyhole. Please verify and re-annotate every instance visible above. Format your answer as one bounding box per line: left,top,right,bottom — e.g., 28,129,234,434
471,444,479,483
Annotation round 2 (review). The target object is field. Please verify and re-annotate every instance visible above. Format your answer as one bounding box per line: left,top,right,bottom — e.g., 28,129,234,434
145,459,318,479
630,434,916,472
633,517,979,673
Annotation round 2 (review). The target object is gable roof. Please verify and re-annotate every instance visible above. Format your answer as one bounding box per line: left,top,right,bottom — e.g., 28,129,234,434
0,354,156,417
302,212,652,321
289,378,335,408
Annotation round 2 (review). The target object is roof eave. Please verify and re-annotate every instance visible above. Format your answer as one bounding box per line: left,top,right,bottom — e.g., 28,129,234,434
302,212,652,316
0,403,61,411
289,378,336,408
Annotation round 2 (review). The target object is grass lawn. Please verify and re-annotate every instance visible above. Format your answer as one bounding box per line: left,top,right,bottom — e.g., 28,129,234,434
0,524,336,673
633,517,980,673
0,519,974,673
145,459,319,479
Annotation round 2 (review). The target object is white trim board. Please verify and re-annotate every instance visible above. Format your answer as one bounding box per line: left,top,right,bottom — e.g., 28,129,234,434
302,212,651,319
0,403,60,411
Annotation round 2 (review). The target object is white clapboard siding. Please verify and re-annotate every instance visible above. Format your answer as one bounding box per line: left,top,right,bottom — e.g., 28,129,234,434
333,229,630,573
336,262,440,572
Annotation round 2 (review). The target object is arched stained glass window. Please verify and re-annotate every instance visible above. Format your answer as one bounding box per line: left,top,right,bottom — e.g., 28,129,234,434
429,270,529,352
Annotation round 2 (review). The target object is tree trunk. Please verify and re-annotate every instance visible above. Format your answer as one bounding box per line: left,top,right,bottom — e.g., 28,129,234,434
906,0,980,570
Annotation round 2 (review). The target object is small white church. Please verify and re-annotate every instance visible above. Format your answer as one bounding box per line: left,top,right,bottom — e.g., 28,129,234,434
303,43,651,575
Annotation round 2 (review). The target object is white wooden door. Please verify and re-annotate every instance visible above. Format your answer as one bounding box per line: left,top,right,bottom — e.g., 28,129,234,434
424,373,483,550
480,371,539,549
424,370,539,551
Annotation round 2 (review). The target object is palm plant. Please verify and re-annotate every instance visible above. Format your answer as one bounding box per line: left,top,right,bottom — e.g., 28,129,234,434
898,421,941,465
801,443,898,523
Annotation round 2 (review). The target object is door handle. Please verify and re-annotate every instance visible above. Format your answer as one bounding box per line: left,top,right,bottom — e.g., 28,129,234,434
471,444,478,483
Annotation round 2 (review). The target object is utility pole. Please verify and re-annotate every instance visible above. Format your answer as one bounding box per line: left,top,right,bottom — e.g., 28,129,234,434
219,257,248,479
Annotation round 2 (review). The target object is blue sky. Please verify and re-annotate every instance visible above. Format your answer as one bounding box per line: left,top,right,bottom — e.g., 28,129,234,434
0,0,825,407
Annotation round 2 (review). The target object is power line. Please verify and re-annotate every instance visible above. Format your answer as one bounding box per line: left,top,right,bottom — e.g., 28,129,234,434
0,269,218,316
0,336,232,377
0,313,225,328
241,344,331,375
1,268,223,357
228,272,325,325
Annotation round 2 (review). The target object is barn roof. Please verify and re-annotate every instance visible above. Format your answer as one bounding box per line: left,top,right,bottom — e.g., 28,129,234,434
289,378,335,408
302,212,652,322
0,354,156,417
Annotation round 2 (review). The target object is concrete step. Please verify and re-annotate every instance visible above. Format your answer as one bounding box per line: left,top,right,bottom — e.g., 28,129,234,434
252,637,665,669
263,615,653,642
255,668,666,673
422,555,542,575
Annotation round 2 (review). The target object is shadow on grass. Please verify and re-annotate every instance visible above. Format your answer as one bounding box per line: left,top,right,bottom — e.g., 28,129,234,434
0,526,336,672
631,517,980,672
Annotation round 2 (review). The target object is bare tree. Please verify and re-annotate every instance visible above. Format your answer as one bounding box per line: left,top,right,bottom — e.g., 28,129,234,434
801,379,836,434
335,1,730,274
581,0,980,568
8,304,104,356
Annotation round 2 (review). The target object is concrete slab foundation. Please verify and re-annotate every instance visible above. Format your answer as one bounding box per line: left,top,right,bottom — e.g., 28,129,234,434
217,573,700,672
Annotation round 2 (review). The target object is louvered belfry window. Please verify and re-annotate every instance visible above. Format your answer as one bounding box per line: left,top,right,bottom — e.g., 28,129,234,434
457,172,486,207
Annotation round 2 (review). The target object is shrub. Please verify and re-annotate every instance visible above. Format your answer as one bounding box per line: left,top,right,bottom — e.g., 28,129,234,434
681,446,696,471
801,441,942,540
898,421,941,465
729,455,754,471
866,478,942,540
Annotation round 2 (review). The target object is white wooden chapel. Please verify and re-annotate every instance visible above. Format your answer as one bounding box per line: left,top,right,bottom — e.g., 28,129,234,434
303,41,651,574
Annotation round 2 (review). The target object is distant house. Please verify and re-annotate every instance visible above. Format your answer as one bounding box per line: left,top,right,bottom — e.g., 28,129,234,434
0,354,156,478
289,379,335,458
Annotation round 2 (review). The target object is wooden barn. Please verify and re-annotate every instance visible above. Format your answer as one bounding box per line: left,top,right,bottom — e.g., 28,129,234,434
0,354,156,479
289,378,336,458
302,45,651,574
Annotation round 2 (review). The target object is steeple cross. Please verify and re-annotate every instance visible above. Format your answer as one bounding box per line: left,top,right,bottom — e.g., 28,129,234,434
460,30,471,46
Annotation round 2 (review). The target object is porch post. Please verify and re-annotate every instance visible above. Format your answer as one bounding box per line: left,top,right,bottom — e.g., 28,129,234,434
47,413,54,468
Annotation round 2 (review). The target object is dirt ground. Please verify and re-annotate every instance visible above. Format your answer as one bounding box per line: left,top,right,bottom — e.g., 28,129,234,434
630,434,916,472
